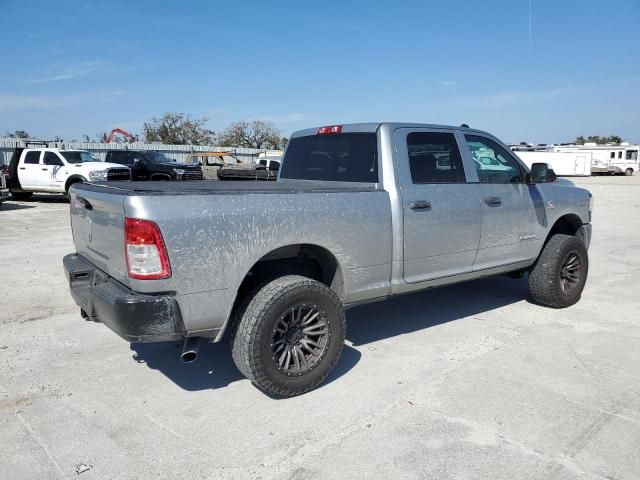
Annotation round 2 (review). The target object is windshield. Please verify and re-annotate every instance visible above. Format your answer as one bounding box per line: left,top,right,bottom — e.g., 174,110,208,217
280,133,378,182
145,152,175,164
61,151,99,164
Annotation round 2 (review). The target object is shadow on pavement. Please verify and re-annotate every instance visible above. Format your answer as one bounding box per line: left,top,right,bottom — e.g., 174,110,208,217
131,341,242,391
346,275,528,346
130,339,361,393
0,202,36,211
21,194,69,203
130,275,527,392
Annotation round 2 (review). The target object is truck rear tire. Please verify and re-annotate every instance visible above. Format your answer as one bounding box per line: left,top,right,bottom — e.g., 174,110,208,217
528,234,588,308
231,275,345,397
11,191,33,201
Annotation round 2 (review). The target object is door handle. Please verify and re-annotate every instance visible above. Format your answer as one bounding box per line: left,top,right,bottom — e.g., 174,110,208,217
19,167,26,170
484,196,502,207
42,168,49,171
409,200,431,210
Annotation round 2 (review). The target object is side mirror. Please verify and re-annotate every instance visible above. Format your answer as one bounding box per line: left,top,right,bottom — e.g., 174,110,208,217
529,163,557,183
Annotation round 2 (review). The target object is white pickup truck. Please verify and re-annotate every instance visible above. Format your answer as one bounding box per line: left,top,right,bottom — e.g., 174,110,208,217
7,147,131,200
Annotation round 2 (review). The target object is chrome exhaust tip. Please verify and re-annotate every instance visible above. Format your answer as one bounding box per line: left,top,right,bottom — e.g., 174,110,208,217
180,337,200,363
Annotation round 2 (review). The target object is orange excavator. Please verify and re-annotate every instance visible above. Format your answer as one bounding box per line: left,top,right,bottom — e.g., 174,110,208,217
105,128,134,143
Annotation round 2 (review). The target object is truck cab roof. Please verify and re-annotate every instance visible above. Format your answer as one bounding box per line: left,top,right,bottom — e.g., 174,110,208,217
290,122,481,138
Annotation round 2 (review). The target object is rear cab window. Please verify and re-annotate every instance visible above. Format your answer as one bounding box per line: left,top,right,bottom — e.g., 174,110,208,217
280,131,378,183
23,151,41,164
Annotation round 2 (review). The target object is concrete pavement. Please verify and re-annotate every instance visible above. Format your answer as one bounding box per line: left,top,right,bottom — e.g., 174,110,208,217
1,176,639,479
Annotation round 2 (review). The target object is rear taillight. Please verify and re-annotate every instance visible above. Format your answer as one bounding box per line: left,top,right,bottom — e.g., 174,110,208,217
317,125,342,135
124,217,171,280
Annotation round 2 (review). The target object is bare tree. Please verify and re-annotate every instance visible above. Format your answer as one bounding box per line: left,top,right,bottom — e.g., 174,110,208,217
218,121,282,149
81,134,91,143
6,130,30,139
144,112,215,145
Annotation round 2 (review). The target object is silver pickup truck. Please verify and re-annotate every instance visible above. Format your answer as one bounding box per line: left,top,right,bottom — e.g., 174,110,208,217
64,123,593,397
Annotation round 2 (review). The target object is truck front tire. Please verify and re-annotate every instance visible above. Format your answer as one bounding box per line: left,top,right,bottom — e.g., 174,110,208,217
625,168,633,176
528,234,588,308
231,275,345,397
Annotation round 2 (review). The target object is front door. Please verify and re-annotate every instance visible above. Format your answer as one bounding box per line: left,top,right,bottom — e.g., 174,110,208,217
130,152,150,180
43,151,66,190
395,128,481,283
461,134,538,270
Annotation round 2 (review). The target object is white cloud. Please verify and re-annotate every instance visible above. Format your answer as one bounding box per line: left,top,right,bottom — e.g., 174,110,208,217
0,91,124,111
25,60,108,84
24,60,153,84
448,85,593,109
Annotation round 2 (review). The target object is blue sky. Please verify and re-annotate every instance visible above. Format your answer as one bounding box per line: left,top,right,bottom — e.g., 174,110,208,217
1,0,638,143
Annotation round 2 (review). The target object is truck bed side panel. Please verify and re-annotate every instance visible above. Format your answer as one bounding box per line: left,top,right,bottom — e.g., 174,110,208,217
123,190,393,332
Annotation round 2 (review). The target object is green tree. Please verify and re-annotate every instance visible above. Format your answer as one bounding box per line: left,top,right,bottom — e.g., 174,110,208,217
576,135,623,145
144,112,215,145
218,121,281,149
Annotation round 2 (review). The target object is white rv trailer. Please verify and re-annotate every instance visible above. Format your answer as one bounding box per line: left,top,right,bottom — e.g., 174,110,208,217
514,151,592,176
553,144,639,175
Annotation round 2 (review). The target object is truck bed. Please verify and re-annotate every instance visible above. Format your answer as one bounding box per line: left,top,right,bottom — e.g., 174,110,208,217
73,180,377,196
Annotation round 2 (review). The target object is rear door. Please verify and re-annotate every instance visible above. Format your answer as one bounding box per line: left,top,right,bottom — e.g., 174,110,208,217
18,150,45,189
461,134,539,270
395,128,481,283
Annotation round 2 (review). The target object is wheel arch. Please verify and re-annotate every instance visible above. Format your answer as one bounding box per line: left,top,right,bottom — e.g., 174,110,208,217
150,173,172,181
543,213,585,247
64,175,87,192
220,243,345,340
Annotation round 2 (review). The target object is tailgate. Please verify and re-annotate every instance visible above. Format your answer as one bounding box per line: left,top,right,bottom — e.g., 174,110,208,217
69,186,129,285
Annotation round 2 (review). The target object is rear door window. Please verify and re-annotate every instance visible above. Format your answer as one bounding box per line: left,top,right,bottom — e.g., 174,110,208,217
280,133,378,182
407,132,466,183
24,151,41,164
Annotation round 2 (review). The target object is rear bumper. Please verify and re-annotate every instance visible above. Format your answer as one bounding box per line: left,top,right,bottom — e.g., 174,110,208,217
63,253,183,343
